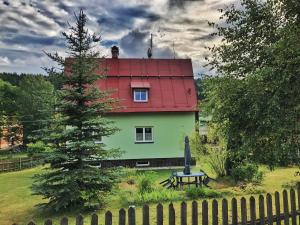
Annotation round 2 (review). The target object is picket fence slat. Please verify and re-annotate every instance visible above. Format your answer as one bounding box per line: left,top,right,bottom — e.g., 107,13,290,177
76,214,83,225
232,198,238,225
222,199,229,225
143,205,149,225
212,199,218,225
241,197,247,225
275,191,281,225
181,201,187,225
91,213,98,225
157,203,163,225
266,193,273,225
105,211,112,225
60,217,68,225
283,190,289,225
14,187,300,225
290,189,296,225
169,203,175,225
250,196,256,225
192,200,198,225
128,207,135,225
259,195,265,225
44,219,52,225
202,200,208,225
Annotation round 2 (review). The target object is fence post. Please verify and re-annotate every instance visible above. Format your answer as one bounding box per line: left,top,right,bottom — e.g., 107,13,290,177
105,211,112,225
157,203,163,225
44,219,52,225
60,217,68,225
91,213,98,225
76,215,84,225
202,200,208,225
259,195,265,225
212,199,218,225
266,193,273,225
169,203,175,225
249,196,256,225
128,207,136,225
192,201,198,225
241,197,247,225
119,208,126,225
181,202,187,225
274,192,281,225
232,198,238,225
222,199,228,225
290,189,296,225
283,189,289,225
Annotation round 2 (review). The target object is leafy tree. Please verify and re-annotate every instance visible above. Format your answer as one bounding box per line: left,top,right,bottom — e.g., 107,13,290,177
32,10,120,211
17,75,56,144
204,0,300,171
0,79,19,144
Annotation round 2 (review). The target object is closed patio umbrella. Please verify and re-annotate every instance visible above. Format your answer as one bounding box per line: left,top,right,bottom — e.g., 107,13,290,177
183,136,191,175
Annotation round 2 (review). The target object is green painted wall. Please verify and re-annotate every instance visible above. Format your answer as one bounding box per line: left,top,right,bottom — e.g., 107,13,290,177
104,112,196,159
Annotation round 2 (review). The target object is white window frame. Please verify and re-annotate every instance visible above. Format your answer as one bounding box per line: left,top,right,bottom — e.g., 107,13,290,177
135,127,153,143
133,89,148,102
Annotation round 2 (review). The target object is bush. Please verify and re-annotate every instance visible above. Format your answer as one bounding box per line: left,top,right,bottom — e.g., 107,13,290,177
231,164,264,183
207,147,227,177
137,172,156,194
186,187,223,199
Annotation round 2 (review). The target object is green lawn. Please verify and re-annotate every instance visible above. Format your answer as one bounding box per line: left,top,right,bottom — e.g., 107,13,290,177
0,165,299,225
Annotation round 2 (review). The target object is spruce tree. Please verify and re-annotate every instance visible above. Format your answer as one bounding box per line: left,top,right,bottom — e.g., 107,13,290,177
32,10,120,211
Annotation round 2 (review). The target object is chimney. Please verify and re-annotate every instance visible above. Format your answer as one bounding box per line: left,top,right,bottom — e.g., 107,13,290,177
111,46,119,59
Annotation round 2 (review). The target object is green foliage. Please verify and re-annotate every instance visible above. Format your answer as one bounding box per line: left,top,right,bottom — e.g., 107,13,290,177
32,10,121,212
186,187,223,199
27,141,52,157
137,172,156,194
17,75,55,143
204,0,300,170
120,189,184,206
207,147,227,177
189,130,207,158
231,164,264,184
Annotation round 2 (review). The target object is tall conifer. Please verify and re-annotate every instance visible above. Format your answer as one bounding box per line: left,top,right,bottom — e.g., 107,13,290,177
32,10,120,211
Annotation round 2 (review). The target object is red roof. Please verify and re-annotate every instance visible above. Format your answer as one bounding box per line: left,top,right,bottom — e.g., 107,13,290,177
95,58,198,113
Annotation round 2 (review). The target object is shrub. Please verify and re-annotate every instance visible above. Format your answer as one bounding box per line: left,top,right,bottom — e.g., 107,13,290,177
137,172,156,194
231,164,264,183
207,147,227,177
186,187,223,199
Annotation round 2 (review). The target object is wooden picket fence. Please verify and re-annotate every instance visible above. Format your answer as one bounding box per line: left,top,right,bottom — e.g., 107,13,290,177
16,188,300,225
0,156,43,173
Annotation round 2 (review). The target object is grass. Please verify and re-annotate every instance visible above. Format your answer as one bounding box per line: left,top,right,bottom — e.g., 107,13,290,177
0,165,299,225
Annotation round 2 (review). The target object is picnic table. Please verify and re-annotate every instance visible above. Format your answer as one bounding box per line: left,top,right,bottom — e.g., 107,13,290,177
174,171,205,190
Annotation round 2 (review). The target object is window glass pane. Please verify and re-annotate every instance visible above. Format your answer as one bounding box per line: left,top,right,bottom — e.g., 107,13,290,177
134,91,140,101
136,128,143,141
140,91,147,100
134,89,148,101
145,128,152,140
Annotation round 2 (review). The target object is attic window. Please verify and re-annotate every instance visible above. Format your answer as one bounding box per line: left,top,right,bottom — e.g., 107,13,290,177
133,89,148,102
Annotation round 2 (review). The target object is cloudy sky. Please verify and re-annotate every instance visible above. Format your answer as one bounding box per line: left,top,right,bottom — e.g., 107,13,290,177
0,0,235,77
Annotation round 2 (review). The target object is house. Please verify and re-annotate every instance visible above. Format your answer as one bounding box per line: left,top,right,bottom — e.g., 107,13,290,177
94,46,198,167
0,125,23,150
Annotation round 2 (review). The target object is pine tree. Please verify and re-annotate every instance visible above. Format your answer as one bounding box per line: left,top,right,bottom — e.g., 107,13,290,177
32,10,121,211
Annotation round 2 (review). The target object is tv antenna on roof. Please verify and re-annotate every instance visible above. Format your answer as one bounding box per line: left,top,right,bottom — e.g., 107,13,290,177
147,33,153,59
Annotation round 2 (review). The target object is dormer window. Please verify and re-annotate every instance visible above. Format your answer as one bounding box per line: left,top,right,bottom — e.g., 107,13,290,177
133,89,148,102
131,81,150,102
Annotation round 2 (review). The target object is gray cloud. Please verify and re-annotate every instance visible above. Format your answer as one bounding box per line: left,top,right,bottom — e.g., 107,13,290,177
0,0,235,75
